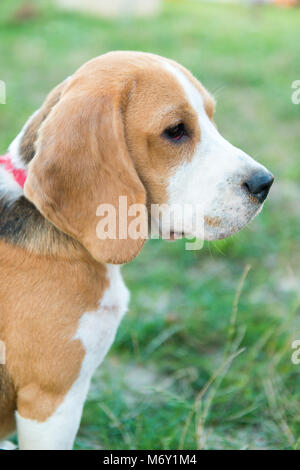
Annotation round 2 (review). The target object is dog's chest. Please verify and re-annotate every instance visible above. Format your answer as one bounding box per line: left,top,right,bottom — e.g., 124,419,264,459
74,265,130,379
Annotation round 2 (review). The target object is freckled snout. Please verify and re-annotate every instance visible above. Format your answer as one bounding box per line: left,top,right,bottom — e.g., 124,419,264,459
243,170,274,203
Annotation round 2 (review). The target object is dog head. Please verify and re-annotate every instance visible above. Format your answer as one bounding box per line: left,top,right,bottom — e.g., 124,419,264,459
22,51,273,263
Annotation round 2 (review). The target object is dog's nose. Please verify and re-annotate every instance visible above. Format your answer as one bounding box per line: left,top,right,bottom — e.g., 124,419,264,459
243,170,274,203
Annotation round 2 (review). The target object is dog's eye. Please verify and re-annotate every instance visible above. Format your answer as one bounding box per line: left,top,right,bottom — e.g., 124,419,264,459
163,123,187,142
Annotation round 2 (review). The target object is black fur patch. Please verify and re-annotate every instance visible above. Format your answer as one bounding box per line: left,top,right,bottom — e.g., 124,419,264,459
0,193,72,253
0,196,42,244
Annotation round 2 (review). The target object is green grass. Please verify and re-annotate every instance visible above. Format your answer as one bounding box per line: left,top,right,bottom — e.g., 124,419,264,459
1,0,300,450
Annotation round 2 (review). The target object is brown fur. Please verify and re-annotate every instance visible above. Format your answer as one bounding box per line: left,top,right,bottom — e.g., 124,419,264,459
0,241,107,423
0,366,16,439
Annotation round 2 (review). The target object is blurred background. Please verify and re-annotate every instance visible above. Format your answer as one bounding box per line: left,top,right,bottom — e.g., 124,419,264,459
1,0,300,450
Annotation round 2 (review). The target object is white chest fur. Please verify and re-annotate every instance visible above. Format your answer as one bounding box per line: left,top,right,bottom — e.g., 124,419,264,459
75,264,130,379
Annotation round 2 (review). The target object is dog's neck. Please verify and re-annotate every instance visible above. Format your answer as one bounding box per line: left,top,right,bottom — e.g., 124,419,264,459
0,141,86,261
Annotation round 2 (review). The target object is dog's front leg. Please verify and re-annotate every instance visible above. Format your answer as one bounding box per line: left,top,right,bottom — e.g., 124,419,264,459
16,379,91,450
15,266,128,450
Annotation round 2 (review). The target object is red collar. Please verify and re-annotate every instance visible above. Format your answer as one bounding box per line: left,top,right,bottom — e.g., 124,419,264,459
0,153,27,189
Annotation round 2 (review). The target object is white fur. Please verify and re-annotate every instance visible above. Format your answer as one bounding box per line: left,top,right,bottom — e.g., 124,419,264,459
160,61,268,240
16,265,129,450
0,111,39,202
0,440,17,450
0,166,23,201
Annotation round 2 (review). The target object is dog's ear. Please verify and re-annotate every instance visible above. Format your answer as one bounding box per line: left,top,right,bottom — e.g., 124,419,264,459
18,80,68,166
24,84,147,264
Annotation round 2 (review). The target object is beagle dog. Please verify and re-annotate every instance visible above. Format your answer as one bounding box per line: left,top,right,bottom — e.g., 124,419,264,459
0,51,273,450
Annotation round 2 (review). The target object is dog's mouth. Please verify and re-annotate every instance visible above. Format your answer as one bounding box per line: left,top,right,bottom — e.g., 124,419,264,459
151,195,265,242
169,230,184,241
162,230,195,241
149,217,190,240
